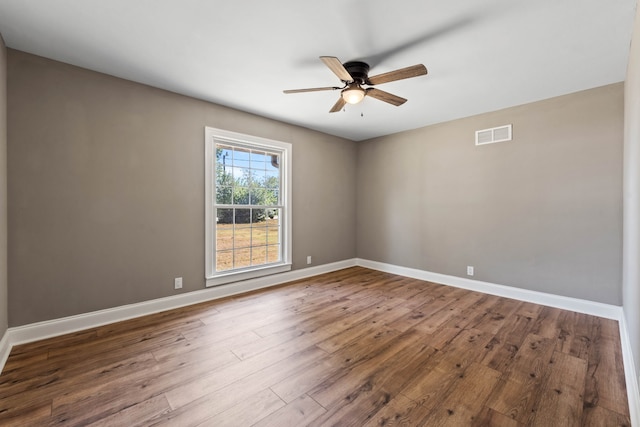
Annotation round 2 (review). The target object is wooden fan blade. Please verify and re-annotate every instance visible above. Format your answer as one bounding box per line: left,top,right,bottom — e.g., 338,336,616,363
367,64,427,85
283,86,340,94
366,88,407,106
320,56,353,82
329,96,346,113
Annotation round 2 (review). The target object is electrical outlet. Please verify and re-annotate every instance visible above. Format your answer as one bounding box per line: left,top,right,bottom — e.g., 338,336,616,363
467,266,474,276
174,277,183,289
307,256,312,265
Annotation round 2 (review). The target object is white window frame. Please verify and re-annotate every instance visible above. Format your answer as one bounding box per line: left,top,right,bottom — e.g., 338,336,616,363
205,127,292,287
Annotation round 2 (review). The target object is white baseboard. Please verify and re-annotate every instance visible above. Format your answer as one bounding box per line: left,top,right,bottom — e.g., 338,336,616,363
1,257,637,426
0,259,357,373
355,258,621,320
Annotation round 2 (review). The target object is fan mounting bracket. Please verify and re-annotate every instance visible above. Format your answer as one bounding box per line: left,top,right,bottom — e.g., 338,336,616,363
343,61,370,84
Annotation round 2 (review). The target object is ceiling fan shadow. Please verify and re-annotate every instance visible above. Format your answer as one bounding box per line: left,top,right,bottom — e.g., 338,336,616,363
361,16,476,67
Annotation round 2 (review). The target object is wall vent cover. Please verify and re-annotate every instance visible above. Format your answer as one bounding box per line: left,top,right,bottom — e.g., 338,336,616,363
475,124,512,146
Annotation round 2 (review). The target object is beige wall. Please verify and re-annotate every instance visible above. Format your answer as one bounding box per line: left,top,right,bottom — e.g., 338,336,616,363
357,83,624,304
7,50,357,326
0,35,7,337
623,3,640,375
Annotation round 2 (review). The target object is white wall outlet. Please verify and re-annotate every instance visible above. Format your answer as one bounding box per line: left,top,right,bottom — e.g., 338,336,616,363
174,277,183,289
307,255,312,265
467,266,474,276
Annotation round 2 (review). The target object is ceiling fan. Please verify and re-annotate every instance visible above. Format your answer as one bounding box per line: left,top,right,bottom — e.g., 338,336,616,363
283,56,428,113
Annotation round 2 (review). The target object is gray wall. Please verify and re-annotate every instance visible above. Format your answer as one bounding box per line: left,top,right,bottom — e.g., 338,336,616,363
623,4,640,376
357,83,623,305
0,35,7,338
5,48,626,327
7,50,357,326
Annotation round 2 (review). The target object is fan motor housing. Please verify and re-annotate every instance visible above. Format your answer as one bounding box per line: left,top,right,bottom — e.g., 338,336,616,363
343,61,370,84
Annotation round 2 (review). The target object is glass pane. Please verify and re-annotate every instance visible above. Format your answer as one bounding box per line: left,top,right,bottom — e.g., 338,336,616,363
216,250,233,272
215,146,233,165
233,224,251,249
215,168,233,187
235,248,251,268
216,226,233,250
251,246,267,266
215,146,233,184
267,245,280,263
233,147,251,169
234,208,251,223
233,187,250,205
245,208,261,223
249,189,259,205
216,186,232,204
266,154,280,171
250,151,267,171
233,166,250,182
267,225,280,244
266,170,279,188
264,189,279,205
252,170,266,188
248,169,260,187
216,208,234,224
266,209,279,220
249,188,265,206
251,226,267,246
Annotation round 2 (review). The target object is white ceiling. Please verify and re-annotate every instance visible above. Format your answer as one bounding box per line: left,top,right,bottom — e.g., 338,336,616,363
0,0,636,141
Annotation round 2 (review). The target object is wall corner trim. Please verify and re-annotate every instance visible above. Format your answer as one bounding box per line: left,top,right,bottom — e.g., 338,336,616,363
0,331,10,374
620,315,640,426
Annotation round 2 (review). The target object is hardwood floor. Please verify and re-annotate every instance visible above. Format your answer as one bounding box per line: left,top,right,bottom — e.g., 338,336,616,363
0,267,630,426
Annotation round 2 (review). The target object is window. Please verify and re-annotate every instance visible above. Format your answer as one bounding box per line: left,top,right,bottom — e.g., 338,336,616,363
205,127,292,286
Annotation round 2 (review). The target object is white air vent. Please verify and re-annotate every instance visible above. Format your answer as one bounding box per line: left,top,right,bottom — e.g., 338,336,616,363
475,124,512,146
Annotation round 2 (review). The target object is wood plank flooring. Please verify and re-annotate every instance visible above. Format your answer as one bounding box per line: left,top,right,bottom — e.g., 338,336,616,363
0,267,631,426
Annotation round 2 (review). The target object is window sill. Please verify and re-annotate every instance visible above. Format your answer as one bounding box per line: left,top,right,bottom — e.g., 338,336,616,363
206,263,292,287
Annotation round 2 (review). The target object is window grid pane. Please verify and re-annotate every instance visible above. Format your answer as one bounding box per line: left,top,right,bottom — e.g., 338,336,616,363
215,141,282,272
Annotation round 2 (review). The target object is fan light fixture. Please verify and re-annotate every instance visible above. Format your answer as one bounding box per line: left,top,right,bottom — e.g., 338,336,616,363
341,84,365,104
